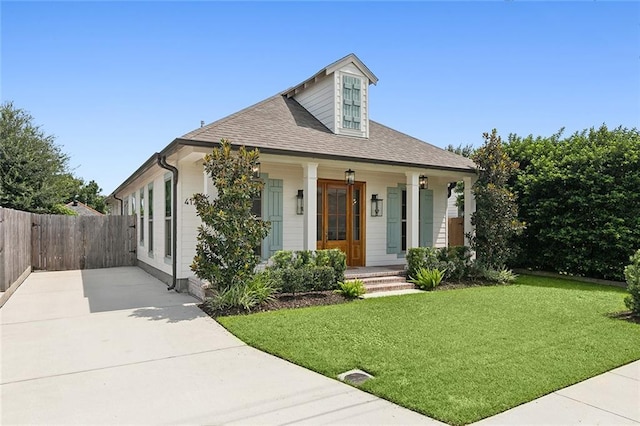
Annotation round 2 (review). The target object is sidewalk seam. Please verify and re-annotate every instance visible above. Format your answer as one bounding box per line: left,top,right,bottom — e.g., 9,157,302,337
553,391,640,423
0,344,246,386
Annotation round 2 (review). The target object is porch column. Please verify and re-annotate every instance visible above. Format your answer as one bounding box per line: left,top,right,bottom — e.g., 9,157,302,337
405,172,420,249
303,162,318,250
463,176,476,256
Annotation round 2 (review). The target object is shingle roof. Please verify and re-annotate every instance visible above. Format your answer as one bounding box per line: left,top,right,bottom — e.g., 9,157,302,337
65,201,104,216
180,95,475,172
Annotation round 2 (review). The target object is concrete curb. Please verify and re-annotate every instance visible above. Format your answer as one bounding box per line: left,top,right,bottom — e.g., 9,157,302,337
514,269,626,288
0,266,31,309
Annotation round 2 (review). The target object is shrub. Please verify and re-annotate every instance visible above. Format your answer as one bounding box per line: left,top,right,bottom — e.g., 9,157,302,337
477,267,517,285
407,247,441,279
335,279,366,298
326,249,347,283
310,266,336,291
271,250,294,269
437,246,473,281
408,267,446,290
268,249,346,287
408,246,473,282
273,265,336,294
624,249,640,316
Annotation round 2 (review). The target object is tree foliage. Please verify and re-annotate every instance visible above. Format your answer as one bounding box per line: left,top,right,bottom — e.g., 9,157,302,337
0,102,107,213
470,129,522,269
191,139,270,289
0,102,70,212
506,125,640,280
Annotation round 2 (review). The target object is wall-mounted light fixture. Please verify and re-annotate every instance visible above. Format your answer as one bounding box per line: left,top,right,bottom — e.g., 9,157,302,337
371,194,383,217
252,162,261,179
419,175,429,190
345,169,355,185
296,189,304,215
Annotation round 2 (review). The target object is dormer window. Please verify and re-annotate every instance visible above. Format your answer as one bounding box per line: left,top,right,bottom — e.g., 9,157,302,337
342,75,361,130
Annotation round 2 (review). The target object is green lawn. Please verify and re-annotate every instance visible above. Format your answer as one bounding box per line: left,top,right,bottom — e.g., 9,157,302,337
218,276,640,425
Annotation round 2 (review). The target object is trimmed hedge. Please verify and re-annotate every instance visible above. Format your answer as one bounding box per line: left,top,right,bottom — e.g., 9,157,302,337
267,249,347,294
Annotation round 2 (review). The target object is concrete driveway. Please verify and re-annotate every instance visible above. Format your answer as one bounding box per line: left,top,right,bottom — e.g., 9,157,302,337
1,267,440,425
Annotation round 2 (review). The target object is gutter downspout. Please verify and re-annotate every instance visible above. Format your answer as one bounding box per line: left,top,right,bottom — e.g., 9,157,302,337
113,195,124,215
156,153,179,291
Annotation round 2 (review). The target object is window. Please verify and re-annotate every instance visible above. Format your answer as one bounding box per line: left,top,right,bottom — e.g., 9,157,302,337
164,178,172,258
139,188,144,245
148,183,154,255
251,190,262,257
342,75,361,130
131,193,136,216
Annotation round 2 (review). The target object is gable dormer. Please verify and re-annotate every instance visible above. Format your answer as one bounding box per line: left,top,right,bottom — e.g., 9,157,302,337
284,54,378,138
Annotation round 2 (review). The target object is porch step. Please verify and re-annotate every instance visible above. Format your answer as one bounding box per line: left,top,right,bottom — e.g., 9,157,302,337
344,267,406,280
353,275,409,286
362,281,416,293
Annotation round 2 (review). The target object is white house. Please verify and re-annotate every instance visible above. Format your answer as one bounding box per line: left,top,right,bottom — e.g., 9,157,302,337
107,54,476,291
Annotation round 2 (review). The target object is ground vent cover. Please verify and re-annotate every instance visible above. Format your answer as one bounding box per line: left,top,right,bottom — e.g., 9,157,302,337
337,369,374,385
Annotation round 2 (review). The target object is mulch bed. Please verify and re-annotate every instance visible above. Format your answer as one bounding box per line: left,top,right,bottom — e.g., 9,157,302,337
199,290,350,318
199,281,640,326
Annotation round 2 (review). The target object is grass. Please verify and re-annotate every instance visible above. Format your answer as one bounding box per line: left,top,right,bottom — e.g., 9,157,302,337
218,276,640,425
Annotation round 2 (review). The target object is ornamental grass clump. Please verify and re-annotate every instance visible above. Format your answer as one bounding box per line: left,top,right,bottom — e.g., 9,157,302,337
408,267,446,290
335,279,366,299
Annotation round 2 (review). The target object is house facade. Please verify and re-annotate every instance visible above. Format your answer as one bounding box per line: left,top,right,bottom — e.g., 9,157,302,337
107,54,477,291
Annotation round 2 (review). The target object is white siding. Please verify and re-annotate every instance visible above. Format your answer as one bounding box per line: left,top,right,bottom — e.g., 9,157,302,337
293,76,335,132
447,193,459,218
432,178,448,249
178,160,205,278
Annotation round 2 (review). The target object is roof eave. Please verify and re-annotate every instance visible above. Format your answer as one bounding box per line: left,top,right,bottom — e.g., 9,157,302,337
284,53,378,98
174,138,477,175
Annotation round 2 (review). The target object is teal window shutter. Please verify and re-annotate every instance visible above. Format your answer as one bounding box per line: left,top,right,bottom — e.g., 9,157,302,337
343,75,362,130
387,187,401,254
265,178,283,259
419,189,434,247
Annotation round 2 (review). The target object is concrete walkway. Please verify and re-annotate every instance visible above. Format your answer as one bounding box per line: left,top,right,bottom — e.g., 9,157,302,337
2,267,638,425
0,267,441,425
472,361,640,425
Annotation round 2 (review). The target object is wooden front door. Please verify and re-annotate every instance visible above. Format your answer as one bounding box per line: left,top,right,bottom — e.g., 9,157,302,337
317,180,365,266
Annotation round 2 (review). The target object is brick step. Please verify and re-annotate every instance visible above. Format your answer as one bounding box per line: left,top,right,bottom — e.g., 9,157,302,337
354,276,409,286
344,270,406,279
363,282,416,293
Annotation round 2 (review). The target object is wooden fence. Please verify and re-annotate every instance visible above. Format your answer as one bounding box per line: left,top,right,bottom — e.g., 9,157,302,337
1,207,137,291
0,208,32,292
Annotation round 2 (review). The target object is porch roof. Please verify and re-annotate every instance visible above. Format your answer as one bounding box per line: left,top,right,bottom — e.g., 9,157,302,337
179,95,476,173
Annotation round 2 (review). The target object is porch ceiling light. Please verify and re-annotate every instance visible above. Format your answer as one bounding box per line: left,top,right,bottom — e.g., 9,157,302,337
419,175,429,190
296,189,304,215
371,194,383,217
345,169,355,185
252,162,261,179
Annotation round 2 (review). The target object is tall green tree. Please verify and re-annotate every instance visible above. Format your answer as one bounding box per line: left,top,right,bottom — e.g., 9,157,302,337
0,102,70,212
506,125,640,280
470,129,522,269
191,139,270,289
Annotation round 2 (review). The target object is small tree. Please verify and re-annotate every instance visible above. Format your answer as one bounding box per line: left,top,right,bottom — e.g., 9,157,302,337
191,139,270,289
469,129,523,269
624,249,640,316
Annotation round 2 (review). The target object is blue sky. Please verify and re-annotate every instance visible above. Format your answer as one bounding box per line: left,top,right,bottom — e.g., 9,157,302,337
3,1,639,194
